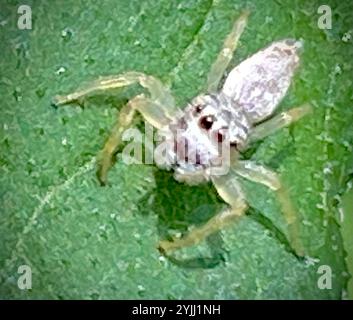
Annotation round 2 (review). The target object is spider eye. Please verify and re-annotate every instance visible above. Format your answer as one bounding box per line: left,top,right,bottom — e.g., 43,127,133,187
199,115,215,130
214,127,228,143
230,141,238,149
216,130,225,143
194,104,204,113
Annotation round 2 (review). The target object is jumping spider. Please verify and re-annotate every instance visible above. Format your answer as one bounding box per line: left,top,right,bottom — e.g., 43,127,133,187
53,12,311,256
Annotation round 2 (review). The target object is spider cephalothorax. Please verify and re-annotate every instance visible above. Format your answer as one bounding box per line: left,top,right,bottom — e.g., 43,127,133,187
161,93,251,183
53,11,311,256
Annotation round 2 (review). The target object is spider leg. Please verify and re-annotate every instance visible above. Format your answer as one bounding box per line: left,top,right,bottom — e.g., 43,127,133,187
97,94,161,184
206,11,249,93
158,172,247,254
53,72,179,184
52,71,177,120
249,104,312,143
233,160,305,256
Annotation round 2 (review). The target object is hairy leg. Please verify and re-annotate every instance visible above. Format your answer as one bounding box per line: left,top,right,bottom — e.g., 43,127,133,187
233,160,305,256
52,71,178,119
206,11,249,93
158,172,247,254
53,72,179,184
249,104,312,143
99,94,177,185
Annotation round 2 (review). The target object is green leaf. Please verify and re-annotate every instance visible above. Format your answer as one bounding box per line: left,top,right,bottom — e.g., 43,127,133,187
341,185,353,299
0,0,352,299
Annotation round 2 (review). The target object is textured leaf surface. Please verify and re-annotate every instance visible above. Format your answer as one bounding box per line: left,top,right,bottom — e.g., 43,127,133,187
0,0,352,299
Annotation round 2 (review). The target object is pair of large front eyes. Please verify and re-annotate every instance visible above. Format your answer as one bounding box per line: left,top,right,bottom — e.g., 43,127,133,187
195,105,226,143
194,105,215,130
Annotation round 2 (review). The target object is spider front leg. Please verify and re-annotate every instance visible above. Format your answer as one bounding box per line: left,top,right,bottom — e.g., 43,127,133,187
158,172,248,254
206,11,249,93
53,72,179,184
249,104,312,143
233,160,305,256
52,71,176,115
98,94,172,184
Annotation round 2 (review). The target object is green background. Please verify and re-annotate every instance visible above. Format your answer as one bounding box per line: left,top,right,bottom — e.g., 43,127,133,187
0,0,352,299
